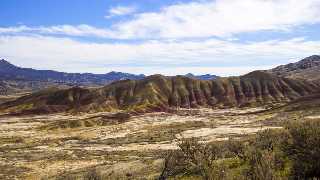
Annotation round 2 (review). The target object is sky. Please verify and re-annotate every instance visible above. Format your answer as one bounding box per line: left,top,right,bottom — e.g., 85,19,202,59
0,0,320,76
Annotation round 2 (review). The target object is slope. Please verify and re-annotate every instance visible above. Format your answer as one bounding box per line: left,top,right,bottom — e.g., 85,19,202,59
1,71,319,115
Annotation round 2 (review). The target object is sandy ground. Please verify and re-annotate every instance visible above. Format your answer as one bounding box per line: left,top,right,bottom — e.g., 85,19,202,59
0,108,281,179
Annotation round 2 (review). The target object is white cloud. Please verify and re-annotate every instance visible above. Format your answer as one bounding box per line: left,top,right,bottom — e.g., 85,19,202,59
0,25,32,33
105,6,137,19
112,0,320,39
0,35,319,76
38,24,113,37
0,25,113,38
1,0,320,39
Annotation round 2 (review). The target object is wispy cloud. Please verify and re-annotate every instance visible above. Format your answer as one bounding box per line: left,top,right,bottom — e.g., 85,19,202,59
1,0,320,39
0,25,32,33
38,24,113,37
1,35,319,76
105,5,137,19
112,0,320,39
0,25,113,38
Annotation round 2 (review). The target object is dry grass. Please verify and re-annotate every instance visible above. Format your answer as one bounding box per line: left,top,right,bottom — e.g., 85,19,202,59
0,107,284,179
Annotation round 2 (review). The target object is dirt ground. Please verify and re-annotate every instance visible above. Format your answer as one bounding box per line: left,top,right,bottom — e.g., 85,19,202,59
0,107,282,179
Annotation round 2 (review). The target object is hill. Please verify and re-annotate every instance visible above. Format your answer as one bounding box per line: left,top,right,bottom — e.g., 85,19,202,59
268,55,320,80
271,93,320,113
1,71,319,114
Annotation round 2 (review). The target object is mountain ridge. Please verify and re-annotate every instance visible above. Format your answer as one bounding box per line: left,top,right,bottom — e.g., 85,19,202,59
0,59,146,85
2,55,320,114
268,55,320,80
1,71,319,115
0,59,219,95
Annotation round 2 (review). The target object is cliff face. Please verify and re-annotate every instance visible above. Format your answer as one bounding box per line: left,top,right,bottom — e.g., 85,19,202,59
1,71,319,114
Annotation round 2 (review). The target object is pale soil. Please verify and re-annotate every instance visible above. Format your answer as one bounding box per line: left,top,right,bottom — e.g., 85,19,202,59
306,115,320,119
0,107,281,179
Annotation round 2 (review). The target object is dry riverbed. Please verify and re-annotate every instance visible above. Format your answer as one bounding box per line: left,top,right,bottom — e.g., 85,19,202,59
0,108,281,179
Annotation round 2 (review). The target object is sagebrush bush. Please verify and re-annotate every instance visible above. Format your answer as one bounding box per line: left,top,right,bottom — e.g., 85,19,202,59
283,119,320,179
160,119,320,180
159,138,229,180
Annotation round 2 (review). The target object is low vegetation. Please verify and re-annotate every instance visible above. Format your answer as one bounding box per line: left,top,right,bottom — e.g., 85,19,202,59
160,118,320,180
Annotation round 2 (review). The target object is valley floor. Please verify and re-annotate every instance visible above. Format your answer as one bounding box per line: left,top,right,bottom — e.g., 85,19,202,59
0,108,284,179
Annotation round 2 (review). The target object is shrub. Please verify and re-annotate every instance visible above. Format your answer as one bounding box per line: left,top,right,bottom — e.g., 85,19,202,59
159,119,320,180
179,138,228,180
160,138,228,180
241,129,289,180
284,119,320,179
242,147,279,180
159,150,189,180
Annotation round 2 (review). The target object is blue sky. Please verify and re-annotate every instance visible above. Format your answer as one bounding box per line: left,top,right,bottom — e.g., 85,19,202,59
1,0,188,26
0,0,320,76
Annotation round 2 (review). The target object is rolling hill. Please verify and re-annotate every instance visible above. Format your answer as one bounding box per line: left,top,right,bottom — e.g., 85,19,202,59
1,71,319,115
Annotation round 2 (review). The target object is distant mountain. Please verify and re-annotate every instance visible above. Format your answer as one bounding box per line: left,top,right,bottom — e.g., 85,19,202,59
0,59,145,94
0,59,220,95
0,59,145,85
2,71,319,115
268,55,320,81
184,73,219,80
